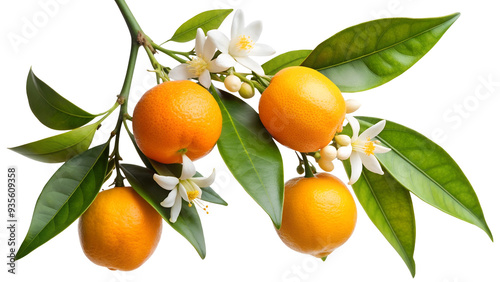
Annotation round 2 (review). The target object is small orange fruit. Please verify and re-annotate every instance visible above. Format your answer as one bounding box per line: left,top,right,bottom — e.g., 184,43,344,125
133,80,223,164
276,173,357,258
259,66,345,152
78,187,162,271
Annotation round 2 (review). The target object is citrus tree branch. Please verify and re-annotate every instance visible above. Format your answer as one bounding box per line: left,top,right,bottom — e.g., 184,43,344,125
115,0,143,38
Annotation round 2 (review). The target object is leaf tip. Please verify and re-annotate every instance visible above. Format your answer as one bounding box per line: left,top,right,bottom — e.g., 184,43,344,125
321,256,327,262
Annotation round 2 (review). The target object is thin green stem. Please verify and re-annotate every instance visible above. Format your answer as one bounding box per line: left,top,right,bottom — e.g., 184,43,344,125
152,42,188,64
232,72,266,93
301,152,315,178
110,38,140,187
253,72,270,88
115,0,143,37
144,45,168,82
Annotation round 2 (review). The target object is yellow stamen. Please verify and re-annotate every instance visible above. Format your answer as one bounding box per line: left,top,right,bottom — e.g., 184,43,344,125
236,35,255,51
363,141,376,156
186,57,208,76
187,190,200,202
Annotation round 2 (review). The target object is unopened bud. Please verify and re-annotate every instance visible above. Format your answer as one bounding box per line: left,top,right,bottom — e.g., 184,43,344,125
345,99,361,114
224,75,242,92
335,135,351,147
309,164,317,174
296,164,305,175
337,145,352,160
238,82,255,99
320,145,337,161
313,151,321,161
318,158,334,172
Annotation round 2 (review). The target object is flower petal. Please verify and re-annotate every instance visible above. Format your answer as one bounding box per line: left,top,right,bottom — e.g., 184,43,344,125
249,43,275,56
243,20,263,42
231,10,244,39
348,152,362,185
201,31,217,61
160,187,178,208
207,30,230,53
346,115,360,140
359,120,386,141
373,144,391,154
153,174,180,190
178,182,189,202
191,168,216,188
170,64,197,81
180,154,196,180
208,54,234,73
169,192,182,223
234,56,265,76
199,69,212,88
359,153,384,175
195,28,206,57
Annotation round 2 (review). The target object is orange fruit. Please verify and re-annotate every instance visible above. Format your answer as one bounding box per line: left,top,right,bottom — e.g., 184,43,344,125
276,173,357,258
259,66,345,152
133,80,223,164
78,187,162,271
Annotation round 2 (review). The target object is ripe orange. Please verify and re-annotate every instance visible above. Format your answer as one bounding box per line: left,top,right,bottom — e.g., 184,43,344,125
78,187,162,271
133,80,223,164
259,66,345,152
276,173,357,258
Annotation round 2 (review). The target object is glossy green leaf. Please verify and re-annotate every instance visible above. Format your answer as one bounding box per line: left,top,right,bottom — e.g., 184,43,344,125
27,69,98,130
149,159,227,206
211,87,284,228
16,143,109,260
9,122,99,163
168,9,233,43
343,160,416,276
356,116,492,240
121,164,206,258
199,182,228,206
262,50,312,75
104,158,115,183
301,13,460,92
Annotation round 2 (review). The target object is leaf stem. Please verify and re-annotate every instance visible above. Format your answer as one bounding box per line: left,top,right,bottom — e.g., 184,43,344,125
152,42,188,64
301,153,315,178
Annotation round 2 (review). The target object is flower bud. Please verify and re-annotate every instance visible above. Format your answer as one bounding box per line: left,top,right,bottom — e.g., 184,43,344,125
296,164,305,175
345,99,361,114
320,145,337,161
335,135,351,147
318,158,334,172
311,164,317,174
337,145,352,160
238,82,255,99
224,75,242,92
313,151,321,161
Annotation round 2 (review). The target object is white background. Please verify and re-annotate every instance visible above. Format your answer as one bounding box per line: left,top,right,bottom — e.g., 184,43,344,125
1,0,499,281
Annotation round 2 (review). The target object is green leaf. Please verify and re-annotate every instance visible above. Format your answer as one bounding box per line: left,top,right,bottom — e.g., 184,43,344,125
104,158,115,183
262,50,312,75
168,9,233,43
27,68,98,130
343,159,416,276
199,183,227,206
355,116,493,240
9,122,99,163
210,87,284,228
149,159,227,206
121,164,206,258
301,13,460,92
16,143,109,260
